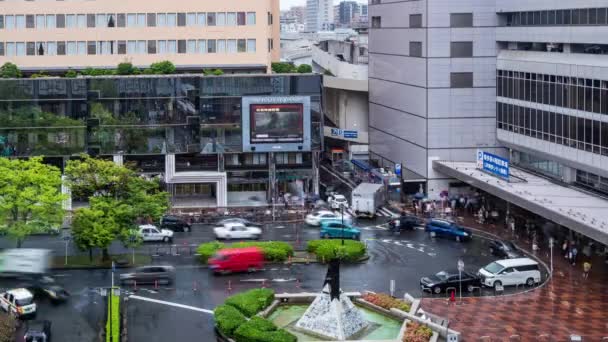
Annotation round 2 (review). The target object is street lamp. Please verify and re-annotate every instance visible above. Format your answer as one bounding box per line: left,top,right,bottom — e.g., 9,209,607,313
341,203,345,246
457,259,464,303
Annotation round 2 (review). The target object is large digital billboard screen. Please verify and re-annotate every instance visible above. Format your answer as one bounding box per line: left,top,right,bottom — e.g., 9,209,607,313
250,104,304,144
242,96,311,153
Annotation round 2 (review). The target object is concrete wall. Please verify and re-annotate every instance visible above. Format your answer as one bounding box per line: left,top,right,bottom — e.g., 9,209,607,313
313,45,368,80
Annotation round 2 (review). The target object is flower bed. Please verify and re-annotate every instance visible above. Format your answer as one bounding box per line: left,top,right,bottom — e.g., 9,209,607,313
197,241,294,263
403,322,433,342
361,292,411,313
306,239,366,262
214,289,296,342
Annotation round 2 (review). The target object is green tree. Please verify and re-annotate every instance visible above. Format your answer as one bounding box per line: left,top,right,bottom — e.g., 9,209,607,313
149,61,176,74
297,64,313,73
271,62,297,74
65,155,169,260
116,62,136,75
0,62,22,78
0,157,66,247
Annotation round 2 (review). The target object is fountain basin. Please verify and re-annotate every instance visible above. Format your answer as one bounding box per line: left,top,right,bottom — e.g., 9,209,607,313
268,304,403,341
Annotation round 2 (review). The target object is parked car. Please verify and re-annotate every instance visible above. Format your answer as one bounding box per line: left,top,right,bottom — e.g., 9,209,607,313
305,210,352,226
320,221,361,240
425,219,472,242
0,288,36,318
120,265,175,285
420,270,481,294
24,320,52,342
478,258,541,290
389,214,423,231
137,224,174,243
213,222,262,240
160,215,192,232
328,194,349,210
208,247,264,275
216,217,262,228
489,240,521,259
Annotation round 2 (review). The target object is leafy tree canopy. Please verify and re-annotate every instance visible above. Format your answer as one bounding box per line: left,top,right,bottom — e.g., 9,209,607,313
0,62,22,78
0,157,66,247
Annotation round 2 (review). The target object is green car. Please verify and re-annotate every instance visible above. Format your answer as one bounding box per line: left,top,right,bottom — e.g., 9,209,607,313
320,221,361,240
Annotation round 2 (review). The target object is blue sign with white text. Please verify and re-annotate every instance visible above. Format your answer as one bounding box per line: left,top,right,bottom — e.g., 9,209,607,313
476,150,509,180
343,130,358,139
395,163,402,176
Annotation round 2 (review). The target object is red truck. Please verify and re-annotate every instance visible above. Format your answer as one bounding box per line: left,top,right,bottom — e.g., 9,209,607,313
208,247,264,274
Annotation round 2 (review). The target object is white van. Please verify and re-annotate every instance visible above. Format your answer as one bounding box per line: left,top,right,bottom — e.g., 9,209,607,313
478,257,541,289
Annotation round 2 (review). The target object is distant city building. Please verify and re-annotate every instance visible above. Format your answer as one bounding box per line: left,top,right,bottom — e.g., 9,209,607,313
281,6,306,33
338,1,365,27
306,0,334,32
0,0,280,73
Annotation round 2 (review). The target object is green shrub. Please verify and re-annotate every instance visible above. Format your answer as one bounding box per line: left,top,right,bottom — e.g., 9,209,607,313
225,288,274,317
233,316,297,342
307,239,366,262
271,62,296,74
116,62,136,75
213,69,224,75
297,64,312,73
149,61,176,74
65,69,78,78
0,62,22,78
196,241,225,263
214,304,246,337
197,241,294,263
30,71,50,78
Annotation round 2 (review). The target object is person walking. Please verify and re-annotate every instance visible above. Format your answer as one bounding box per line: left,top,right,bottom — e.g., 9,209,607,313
583,261,591,279
570,245,579,266
562,240,569,258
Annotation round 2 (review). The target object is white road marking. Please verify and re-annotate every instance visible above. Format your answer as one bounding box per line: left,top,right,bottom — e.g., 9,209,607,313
129,295,214,314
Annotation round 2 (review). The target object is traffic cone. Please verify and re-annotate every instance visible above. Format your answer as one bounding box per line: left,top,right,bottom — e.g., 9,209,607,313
449,290,455,302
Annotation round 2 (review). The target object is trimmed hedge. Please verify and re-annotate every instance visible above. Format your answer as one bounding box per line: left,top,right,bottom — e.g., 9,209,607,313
403,321,433,342
197,241,294,263
362,292,411,312
225,288,275,317
214,305,247,337
234,316,297,342
306,239,366,262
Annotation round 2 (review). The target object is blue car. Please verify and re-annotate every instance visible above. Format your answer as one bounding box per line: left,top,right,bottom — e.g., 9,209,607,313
319,221,361,240
425,219,472,242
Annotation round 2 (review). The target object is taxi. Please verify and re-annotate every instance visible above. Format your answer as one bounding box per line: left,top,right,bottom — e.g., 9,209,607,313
0,288,37,318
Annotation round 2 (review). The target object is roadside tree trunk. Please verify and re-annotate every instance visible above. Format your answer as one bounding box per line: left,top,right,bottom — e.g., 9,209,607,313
89,248,93,262
102,248,110,262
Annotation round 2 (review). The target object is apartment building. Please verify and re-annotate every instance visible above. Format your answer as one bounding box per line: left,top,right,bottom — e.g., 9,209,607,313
306,0,334,32
368,0,499,195
0,0,280,73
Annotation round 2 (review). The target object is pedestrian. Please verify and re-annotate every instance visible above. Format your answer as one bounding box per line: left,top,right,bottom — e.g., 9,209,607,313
562,240,569,258
583,261,591,279
571,245,578,266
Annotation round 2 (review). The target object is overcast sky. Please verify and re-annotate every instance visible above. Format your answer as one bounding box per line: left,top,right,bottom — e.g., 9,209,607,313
281,0,367,10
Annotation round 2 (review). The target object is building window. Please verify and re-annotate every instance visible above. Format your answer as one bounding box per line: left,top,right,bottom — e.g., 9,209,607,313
6,43,15,56
158,40,167,54
226,12,236,26
177,13,186,27
371,16,381,28
77,41,86,55
237,39,246,53
26,15,35,29
87,14,95,28
227,39,237,53
66,14,76,28
56,14,66,28
118,41,126,54
168,40,177,53
87,41,96,55
450,13,473,27
187,13,196,26
409,41,422,57
247,39,256,52
127,40,136,54
0,42,5,56
147,13,156,27
217,13,226,26
237,12,246,25
0,16,4,30
187,40,196,53
247,12,256,25
177,40,186,53
207,13,216,26
217,39,226,53
36,42,46,55
77,14,86,28
116,14,125,27
409,14,422,28
16,15,25,29
450,41,473,57
36,15,45,29
208,39,216,53
450,72,474,88
5,16,14,30
137,40,145,54
57,41,66,55
127,13,136,27
96,14,106,28
26,42,36,56
16,42,25,56
157,13,166,27
67,41,77,55
167,13,177,27
198,40,206,54
198,13,206,26
148,40,156,55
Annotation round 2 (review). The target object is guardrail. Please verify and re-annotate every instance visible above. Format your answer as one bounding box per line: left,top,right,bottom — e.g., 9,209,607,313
168,206,309,224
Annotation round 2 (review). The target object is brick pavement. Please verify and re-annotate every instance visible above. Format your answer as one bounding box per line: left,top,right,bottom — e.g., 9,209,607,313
403,208,608,341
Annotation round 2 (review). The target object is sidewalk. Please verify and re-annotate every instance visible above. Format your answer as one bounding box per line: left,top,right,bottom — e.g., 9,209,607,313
412,210,608,340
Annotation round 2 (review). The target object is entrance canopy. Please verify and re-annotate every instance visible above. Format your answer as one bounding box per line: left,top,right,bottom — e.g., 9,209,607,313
433,160,608,245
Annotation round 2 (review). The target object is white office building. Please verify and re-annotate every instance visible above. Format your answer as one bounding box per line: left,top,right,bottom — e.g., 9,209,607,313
306,0,334,32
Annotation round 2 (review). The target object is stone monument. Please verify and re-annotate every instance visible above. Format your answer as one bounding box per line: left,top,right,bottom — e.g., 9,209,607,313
294,258,368,340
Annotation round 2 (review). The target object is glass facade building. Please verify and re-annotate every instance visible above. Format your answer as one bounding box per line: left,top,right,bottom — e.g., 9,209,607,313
0,74,323,207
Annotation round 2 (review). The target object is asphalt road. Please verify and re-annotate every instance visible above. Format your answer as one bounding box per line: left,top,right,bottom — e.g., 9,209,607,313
0,217,547,342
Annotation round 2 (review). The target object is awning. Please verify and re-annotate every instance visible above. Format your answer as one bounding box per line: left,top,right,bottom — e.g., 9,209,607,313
433,160,608,245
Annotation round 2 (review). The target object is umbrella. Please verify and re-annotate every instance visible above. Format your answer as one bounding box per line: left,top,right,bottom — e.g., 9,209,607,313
414,192,425,199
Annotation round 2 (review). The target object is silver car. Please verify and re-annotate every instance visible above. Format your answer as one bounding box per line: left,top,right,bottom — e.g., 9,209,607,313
120,266,175,285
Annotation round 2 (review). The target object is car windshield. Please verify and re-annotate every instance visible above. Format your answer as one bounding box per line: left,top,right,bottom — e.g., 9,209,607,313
16,297,33,306
211,254,228,261
484,262,503,274
435,271,449,280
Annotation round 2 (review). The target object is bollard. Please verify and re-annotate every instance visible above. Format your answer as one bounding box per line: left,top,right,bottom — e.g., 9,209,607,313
262,279,266,288
227,280,232,292
193,281,198,292
154,280,159,290
133,280,137,292
296,279,301,289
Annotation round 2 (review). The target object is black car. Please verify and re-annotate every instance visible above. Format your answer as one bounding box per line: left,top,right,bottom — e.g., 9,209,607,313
160,215,192,232
389,214,423,231
24,320,52,342
28,284,70,304
489,240,521,259
216,217,261,228
420,270,481,294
